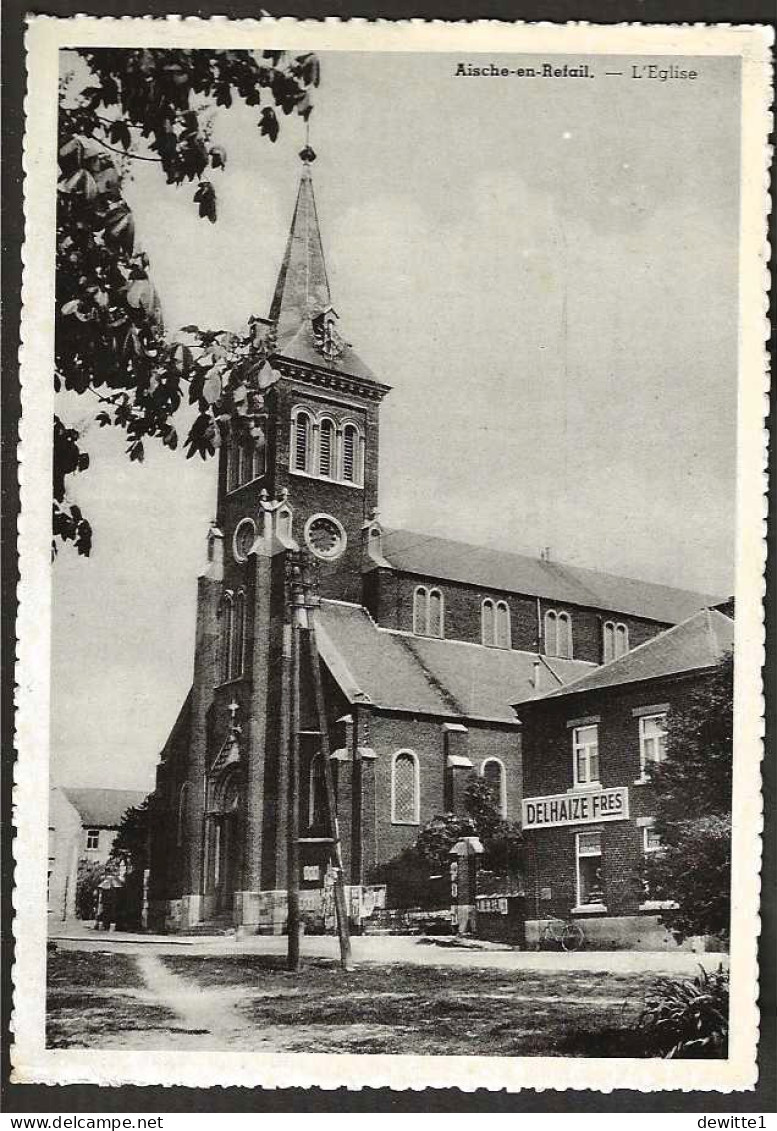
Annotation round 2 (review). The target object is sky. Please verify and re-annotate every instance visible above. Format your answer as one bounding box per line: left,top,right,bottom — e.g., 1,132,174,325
51,50,741,791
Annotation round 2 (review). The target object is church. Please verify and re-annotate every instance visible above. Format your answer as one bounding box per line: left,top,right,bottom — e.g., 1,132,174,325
147,145,718,936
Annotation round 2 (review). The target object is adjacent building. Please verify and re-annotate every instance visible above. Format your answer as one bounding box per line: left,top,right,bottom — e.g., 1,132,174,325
147,147,721,938
47,787,147,921
516,607,734,949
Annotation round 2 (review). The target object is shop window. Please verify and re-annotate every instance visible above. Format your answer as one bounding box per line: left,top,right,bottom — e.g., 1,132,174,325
391,750,420,824
544,609,573,658
639,713,667,772
576,830,605,908
86,829,99,851
572,724,600,788
481,758,507,817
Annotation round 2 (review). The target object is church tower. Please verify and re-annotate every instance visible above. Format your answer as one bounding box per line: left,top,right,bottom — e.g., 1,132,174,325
153,146,391,934
217,144,391,607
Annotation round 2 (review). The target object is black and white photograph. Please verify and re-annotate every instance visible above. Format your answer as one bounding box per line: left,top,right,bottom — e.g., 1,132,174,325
13,17,770,1092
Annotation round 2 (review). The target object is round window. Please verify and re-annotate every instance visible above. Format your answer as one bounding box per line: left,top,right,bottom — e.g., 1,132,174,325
304,514,347,561
233,517,257,562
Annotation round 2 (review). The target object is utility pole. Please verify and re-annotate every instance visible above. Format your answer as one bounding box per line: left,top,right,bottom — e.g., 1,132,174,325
285,550,353,973
286,556,304,972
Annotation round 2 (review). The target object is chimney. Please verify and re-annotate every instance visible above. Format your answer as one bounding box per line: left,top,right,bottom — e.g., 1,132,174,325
540,546,551,562
533,658,542,689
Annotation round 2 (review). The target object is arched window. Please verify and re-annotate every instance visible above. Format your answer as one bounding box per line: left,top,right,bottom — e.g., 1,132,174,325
250,418,266,481
496,601,511,649
308,753,328,828
219,592,234,683
603,620,615,663
318,417,335,478
428,589,444,638
232,590,246,678
413,586,428,635
177,782,190,846
481,599,495,646
342,423,359,483
544,610,558,656
291,409,311,473
615,622,629,657
545,609,572,658
481,758,507,818
557,612,572,658
391,750,420,824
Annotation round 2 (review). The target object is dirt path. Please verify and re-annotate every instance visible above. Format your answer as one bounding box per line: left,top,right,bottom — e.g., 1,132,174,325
96,953,287,1051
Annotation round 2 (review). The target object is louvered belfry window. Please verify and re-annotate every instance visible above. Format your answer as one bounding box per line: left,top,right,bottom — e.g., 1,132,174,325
294,412,310,472
319,418,334,477
392,752,418,823
342,424,357,482
428,589,443,638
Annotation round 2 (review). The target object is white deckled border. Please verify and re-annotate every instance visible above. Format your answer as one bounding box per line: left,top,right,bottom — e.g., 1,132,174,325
14,15,773,1092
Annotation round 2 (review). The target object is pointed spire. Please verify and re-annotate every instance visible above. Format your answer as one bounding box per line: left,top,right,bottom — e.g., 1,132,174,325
268,146,331,346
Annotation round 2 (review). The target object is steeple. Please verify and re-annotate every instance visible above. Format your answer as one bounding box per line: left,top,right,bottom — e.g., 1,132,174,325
268,145,378,384
269,144,331,345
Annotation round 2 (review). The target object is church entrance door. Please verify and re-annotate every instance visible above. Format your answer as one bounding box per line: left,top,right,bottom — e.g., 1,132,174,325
214,812,238,915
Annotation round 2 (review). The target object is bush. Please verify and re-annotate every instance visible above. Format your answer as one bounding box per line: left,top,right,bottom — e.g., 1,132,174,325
635,964,729,1058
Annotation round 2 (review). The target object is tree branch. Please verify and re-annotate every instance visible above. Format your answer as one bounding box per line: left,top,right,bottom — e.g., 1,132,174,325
94,136,162,163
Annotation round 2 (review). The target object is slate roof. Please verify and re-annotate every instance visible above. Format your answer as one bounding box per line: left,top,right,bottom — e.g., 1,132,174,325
314,600,596,722
376,528,720,625
62,788,148,828
531,607,734,701
269,161,379,385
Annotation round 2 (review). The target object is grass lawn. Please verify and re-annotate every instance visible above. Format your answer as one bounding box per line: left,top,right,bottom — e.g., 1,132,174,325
46,947,176,1049
161,955,656,1056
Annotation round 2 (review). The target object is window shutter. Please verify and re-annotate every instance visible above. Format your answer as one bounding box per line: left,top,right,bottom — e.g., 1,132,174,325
294,413,309,472
342,425,356,482
319,419,334,477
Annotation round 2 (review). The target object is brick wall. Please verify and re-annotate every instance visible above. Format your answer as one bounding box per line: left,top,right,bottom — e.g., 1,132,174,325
520,673,712,919
368,570,670,662
361,712,522,875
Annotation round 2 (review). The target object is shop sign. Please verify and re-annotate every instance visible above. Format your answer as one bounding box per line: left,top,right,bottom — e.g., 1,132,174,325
522,786,629,829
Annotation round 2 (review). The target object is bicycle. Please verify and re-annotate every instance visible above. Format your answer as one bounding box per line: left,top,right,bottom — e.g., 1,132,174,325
538,917,585,952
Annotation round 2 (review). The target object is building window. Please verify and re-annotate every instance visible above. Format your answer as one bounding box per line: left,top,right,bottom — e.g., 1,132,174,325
603,620,629,662
391,750,420,824
481,599,510,648
318,417,335,478
232,590,246,678
428,589,443,638
544,609,573,658
308,753,328,828
573,724,600,788
219,591,234,684
226,424,266,493
86,829,99,851
576,830,605,908
413,586,444,638
639,714,667,772
481,758,507,817
290,407,364,487
642,824,663,854
292,409,311,473
342,423,359,483
177,783,190,847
